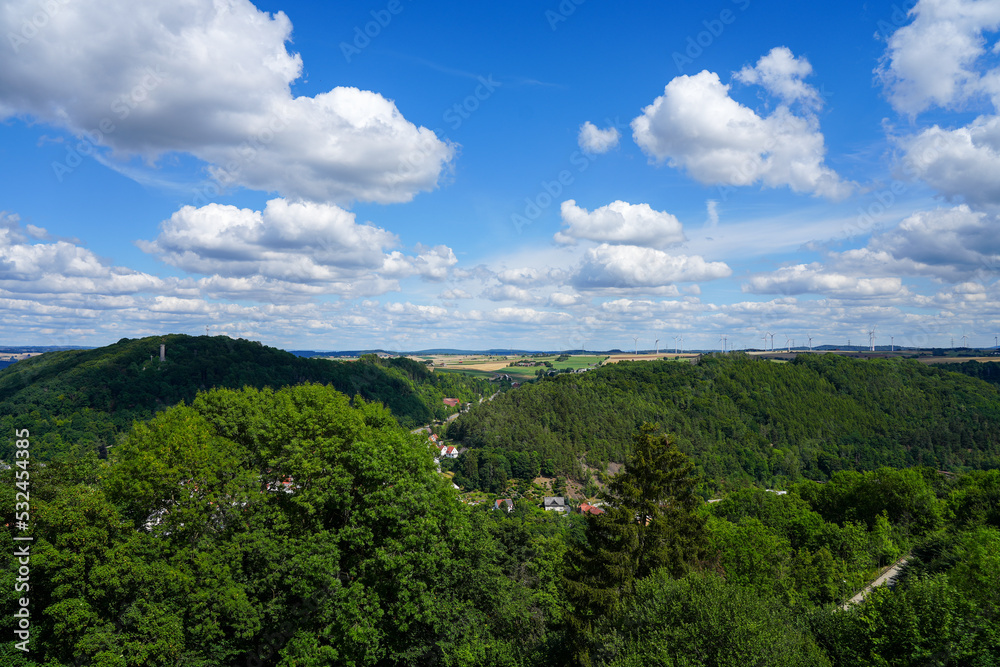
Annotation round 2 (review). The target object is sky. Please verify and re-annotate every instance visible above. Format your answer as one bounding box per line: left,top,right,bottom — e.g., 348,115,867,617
1,0,999,352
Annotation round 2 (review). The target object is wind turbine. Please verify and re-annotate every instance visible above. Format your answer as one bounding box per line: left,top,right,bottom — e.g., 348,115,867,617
673,335,679,354
761,333,768,351
655,338,660,355
890,335,894,352
868,326,877,352
719,334,727,353
962,334,969,348
786,337,792,353
679,336,684,353
633,336,639,356
808,334,813,351
769,332,775,351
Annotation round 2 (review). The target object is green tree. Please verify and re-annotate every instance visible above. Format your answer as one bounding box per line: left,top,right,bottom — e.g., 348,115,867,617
564,424,707,664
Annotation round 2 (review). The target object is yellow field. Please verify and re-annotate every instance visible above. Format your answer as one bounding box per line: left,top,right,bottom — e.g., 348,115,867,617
917,356,999,364
602,353,699,364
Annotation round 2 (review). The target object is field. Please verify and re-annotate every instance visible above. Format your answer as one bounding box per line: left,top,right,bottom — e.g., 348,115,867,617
434,354,608,380
603,353,700,364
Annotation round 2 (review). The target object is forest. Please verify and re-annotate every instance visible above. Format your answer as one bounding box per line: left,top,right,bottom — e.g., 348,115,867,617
446,353,1000,492
0,335,489,461
1,350,999,665
1,382,998,665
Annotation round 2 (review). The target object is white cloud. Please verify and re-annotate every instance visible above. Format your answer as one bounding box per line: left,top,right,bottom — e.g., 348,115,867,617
555,200,686,248
139,199,457,296
898,116,1000,206
705,201,719,229
631,63,853,199
384,245,458,281
877,0,1000,115
486,307,572,325
0,214,165,299
578,121,621,154
547,292,584,307
840,205,1000,281
735,46,822,108
0,0,453,204
572,244,731,291
497,267,544,286
482,284,538,303
744,264,905,298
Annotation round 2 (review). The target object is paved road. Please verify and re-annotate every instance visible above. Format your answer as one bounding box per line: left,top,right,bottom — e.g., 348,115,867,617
841,557,908,610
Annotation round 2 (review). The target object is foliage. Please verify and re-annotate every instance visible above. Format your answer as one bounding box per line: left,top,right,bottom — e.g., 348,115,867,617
0,335,489,461
447,353,1000,488
606,571,832,667
564,426,706,663
5,353,1000,666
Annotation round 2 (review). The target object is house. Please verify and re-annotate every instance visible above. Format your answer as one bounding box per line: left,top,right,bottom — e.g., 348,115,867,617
428,433,440,443
543,496,567,512
439,445,459,459
493,498,514,513
579,502,605,516
442,397,460,407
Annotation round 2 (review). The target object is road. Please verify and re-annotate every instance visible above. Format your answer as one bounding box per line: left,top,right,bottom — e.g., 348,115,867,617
841,557,908,610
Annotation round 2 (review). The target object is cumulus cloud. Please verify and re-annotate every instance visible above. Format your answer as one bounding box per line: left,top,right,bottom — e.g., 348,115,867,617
440,288,472,300
485,307,572,324
0,213,164,299
497,267,545,286
735,46,823,108
139,198,457,296
571,244,731,291
898,116,1000,206
744,264,905,298
877,0,1000,116
578,121,621,153
384,245,458,281
631,55,853,199
547,292,584,307
482,284,538,303
839,205,1000,281
555,200,686,248
0,0,453,204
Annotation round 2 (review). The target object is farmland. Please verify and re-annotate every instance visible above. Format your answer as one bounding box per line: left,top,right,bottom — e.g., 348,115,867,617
433,353,608,380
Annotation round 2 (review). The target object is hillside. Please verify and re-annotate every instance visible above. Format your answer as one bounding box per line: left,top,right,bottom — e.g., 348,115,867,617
0,334,488,460
446,353,1000,490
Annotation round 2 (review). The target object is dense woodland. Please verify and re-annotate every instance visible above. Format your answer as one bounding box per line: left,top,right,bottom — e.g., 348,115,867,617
2,348,999,665
0,335,489,461
447,354,1000,492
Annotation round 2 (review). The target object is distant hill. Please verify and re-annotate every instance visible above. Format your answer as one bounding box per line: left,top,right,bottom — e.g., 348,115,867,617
447,353,1000,490
0,335,488,461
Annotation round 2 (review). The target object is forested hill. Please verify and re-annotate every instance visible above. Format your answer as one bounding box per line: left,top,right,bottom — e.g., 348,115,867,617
938,359,1000,387
447,353,1000,488
0,334,487,460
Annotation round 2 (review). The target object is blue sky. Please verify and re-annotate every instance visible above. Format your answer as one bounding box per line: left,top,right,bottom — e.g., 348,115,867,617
1,0,999,351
